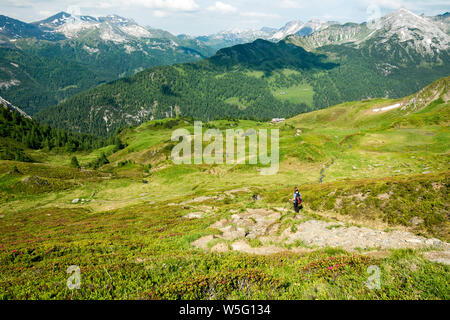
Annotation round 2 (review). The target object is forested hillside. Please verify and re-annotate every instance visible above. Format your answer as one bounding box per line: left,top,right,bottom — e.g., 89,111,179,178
0,105,107,162
35,40,337,136
36,36,450,136
307,43,450,108
0,47,105,114
0,13,213,115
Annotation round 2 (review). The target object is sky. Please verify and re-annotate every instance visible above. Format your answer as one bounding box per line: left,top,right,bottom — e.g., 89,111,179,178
1,0,449,35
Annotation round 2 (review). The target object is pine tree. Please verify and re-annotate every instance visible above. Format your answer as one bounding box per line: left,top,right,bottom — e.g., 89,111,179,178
93,153,109,169
70,156,80,169
114,137,125,151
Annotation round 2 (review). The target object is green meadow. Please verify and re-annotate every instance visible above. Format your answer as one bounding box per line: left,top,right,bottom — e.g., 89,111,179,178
0,77,449,299
271,83,314,106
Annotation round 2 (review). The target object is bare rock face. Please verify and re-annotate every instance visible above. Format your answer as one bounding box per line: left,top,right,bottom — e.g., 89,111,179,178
184,212,205,219
211,208,281,241
191,235,215,250
0,96,31,119
402,76,449,112
281,220,449,251
409,216,424,226
210,242,229,253
191,207,450,257
423,251,450,265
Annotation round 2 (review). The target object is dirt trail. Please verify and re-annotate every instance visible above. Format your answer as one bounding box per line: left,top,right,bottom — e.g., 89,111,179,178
191,208,450,263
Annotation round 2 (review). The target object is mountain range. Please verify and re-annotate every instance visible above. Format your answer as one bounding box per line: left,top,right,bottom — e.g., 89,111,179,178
0,12,213,114
186,19,339,50
31,8,449,137
289,8,450,53
190,10,449,49
0,8,449,129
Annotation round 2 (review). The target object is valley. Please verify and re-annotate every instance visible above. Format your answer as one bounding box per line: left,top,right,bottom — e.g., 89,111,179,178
34,9,450,137
0,6,448,301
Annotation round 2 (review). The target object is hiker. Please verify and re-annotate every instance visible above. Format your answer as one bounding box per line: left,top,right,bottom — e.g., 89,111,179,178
291,187,302,213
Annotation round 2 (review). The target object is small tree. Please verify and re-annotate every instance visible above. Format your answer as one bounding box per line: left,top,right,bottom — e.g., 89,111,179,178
71,156,80,168
114,137,125,151
93,153,109,169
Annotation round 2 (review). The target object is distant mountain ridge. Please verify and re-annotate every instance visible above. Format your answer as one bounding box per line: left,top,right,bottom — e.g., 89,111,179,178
0,15,64,41
35,23,449,137
209,39,336,72
430,12,450,35
195,9,450,50
0,96,31,119
192,19,339,50
271,20,339,40
289,8,450,55
1,8,449,123
0,12,214,115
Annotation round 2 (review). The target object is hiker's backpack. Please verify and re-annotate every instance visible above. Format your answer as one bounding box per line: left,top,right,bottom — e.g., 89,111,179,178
294,192,302,205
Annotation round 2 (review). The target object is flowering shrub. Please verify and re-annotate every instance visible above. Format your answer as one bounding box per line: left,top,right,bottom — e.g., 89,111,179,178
301,254,372,277
149,269,283,300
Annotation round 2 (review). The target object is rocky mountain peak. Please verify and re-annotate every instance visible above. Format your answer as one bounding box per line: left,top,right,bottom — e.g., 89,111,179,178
373,7,450,53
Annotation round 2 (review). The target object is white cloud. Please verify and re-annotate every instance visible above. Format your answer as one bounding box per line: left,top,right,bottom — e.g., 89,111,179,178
207,1,237,14
3,0,33,8
241,12,281,18
127,0,198,11
93,2,119,9
280,0,303,9
2,0,450,36
360,0,404,10
78,0,198,12
67,5,82,16
38,10,53,18
153,10,168,18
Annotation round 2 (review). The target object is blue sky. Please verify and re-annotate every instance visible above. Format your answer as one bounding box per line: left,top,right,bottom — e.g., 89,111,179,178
2,0,449,35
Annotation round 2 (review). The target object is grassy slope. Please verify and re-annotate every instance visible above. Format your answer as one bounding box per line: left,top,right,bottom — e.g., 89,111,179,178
0,78,449,299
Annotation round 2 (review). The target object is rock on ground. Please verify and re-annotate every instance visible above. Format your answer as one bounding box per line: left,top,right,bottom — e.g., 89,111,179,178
422,251,450,265
191,208,450,258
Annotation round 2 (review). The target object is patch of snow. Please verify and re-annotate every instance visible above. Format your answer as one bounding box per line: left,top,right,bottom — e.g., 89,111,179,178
56,19,100,38
271,19,332,40
124,44,135,53
119,25,152,38
373,103,402,113
123,44,136,54
83,45,99,54
100,24,126,43
0,79,20,89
